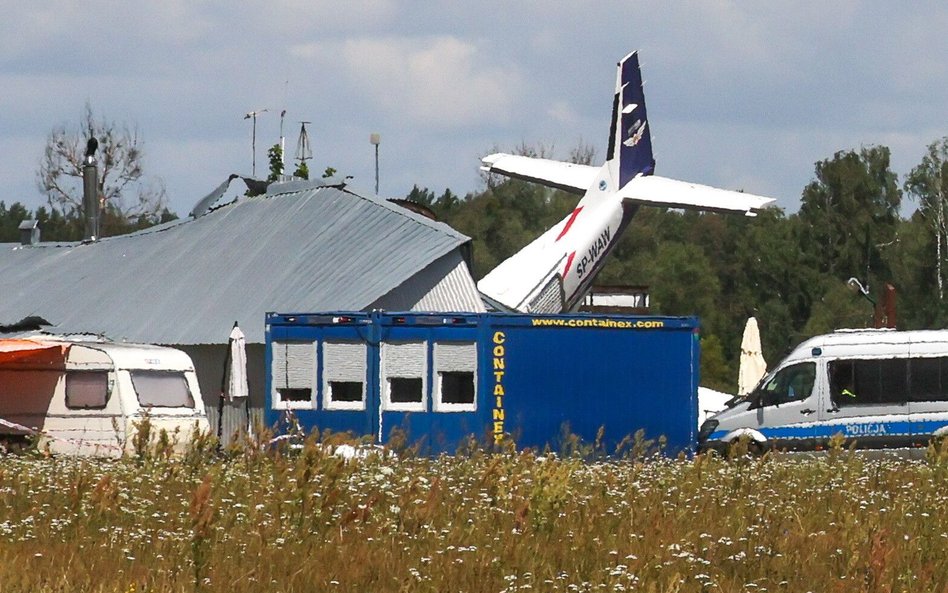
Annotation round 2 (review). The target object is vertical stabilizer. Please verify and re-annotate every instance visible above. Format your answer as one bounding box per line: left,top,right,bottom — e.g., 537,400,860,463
606,51,655,189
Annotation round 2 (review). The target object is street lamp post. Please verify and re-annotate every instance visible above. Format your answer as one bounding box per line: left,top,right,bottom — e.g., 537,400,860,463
847,277,877,306
370,133,380,195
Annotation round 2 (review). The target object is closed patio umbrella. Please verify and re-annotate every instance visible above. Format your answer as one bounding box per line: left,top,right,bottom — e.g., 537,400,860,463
737,317,767,396
217,323,250,445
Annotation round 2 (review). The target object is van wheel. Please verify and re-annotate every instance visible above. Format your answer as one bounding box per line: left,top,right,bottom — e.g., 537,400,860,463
747,440,765,457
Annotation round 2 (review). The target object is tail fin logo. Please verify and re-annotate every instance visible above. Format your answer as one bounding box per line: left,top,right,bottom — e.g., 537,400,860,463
623,119,647,148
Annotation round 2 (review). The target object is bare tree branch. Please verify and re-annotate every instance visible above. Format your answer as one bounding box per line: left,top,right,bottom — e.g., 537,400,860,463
36,102,167,228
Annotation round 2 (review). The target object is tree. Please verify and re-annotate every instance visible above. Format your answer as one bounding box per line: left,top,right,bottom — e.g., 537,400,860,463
37,103,167,230
293,161,309,180
267,144,284,183
797,146,901,283
904,137,948,300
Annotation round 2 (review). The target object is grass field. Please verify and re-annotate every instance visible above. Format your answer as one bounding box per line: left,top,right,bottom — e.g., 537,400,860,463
2,432,948,592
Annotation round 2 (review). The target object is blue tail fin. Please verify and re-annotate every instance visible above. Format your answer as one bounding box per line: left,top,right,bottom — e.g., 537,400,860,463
606,51,655,188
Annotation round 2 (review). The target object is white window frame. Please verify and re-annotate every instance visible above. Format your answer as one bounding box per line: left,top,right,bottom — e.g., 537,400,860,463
130,370,195,408
65,370,111,409
271,341,317,410
322,340,367,411
381,341,427,412
433,342,477,413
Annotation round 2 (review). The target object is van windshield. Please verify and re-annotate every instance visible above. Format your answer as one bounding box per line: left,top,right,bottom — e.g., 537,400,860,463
130,371,194,408
745,362,816,408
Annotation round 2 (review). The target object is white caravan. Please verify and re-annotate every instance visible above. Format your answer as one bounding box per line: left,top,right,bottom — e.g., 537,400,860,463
478,51,775,313
698,329,948,453
0,337,209,456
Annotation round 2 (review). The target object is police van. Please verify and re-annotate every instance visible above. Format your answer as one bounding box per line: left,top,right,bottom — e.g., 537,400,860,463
698,329,948,453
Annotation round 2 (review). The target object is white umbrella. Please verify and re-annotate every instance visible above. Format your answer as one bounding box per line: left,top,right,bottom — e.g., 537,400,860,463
226,325,249,401
217,322,250,446
737,317,767,396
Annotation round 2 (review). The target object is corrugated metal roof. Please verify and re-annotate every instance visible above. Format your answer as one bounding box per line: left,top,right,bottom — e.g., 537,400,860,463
370,250,486,312
0,182,475,345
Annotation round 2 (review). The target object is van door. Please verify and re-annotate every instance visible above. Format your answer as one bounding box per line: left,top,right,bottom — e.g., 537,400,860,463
746,361,819,450
819,358,912,448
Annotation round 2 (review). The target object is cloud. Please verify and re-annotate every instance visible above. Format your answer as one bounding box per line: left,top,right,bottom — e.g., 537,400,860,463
546,101,580,126
292,36,522,128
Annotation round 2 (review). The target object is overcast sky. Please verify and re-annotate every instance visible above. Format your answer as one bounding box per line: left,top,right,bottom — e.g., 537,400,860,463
1,2,946,218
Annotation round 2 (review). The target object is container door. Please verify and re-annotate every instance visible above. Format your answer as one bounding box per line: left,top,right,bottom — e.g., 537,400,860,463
377,336,429,445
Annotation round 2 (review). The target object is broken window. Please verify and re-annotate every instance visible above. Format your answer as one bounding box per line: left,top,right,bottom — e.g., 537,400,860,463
323,341,366,410
381,341,426,411
433,342,476,412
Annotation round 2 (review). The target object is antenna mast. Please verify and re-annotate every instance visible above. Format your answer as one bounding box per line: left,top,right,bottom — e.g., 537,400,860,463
296,121,312,175
243,108,269,178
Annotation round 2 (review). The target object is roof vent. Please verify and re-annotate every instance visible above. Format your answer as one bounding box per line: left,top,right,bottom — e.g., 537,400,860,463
18,220,39,246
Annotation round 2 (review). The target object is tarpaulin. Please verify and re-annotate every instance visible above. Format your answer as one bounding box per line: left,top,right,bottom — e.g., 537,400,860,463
0,339,68,366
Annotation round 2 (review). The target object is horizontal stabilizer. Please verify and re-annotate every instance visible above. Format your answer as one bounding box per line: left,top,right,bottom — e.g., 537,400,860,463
620,175,775,215
481,153,599,196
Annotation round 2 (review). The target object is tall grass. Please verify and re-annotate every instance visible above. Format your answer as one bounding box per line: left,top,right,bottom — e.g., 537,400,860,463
1,435,948,592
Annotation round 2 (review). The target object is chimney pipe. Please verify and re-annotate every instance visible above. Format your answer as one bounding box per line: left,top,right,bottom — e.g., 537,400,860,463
18,220,40,246
82,137,99,242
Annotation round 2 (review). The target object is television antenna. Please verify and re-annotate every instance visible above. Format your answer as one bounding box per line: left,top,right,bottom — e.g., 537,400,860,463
296,121,312,167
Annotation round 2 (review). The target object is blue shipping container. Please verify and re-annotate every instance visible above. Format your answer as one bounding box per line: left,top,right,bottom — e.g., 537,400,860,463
265,312,699,455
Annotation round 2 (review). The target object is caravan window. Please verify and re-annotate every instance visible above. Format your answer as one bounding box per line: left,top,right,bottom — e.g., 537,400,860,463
131,371,195,408
65,371,109,409
829,359,908,407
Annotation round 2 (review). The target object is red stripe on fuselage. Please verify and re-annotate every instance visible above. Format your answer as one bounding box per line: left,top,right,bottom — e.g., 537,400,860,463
555,206,584,242
563,251,576,278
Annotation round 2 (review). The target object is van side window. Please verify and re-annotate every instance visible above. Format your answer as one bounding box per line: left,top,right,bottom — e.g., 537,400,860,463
131,371,195,408
65,371,109,409
909,357,948,401
829,359,908,407
756,362,815,407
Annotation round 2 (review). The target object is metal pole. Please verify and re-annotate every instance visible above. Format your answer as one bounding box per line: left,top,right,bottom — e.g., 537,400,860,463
251,114,257,178
370,133,380,195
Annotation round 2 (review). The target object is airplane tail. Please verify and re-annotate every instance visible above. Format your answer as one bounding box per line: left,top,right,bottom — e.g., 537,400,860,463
607,51,655,188
477,51,775,314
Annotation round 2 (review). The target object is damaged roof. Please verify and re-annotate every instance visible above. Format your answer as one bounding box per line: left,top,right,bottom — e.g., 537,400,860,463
0,179,475,344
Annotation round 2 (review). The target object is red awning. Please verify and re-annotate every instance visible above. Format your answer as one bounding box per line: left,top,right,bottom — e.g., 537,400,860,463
0,339,68,366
